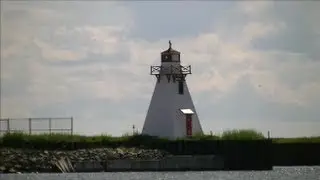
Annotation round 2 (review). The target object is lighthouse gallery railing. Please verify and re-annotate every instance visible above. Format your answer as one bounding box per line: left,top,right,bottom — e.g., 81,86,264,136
150,65,192,75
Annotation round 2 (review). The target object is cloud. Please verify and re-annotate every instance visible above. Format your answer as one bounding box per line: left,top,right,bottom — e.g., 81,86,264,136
33,39,86,61
1,1,320,136
237,1,273,16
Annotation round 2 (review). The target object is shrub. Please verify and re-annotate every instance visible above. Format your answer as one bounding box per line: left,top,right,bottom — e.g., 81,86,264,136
220,129,265,140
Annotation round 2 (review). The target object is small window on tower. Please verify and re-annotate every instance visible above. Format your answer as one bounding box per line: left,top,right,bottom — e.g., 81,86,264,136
178,81,184,94
172,54,179,62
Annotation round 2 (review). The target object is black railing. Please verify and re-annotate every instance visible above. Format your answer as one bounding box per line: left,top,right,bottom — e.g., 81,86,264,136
150,65,191,75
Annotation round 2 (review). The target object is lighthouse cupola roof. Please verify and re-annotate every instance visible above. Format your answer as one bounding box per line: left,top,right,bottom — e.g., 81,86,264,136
161,40,181,62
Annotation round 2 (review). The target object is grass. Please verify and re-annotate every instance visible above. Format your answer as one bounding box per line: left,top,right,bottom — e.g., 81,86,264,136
0,129,319,150
272,137,320,143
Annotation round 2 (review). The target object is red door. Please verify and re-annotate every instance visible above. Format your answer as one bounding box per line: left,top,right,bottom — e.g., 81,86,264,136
186,115,192,136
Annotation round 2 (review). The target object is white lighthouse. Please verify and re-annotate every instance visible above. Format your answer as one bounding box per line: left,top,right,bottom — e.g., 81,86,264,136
142,41,203,139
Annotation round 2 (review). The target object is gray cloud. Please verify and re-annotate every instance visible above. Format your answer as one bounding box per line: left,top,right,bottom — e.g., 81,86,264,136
1,1,320,137
195,75,320,122
123,2,224,40
250,2,320,60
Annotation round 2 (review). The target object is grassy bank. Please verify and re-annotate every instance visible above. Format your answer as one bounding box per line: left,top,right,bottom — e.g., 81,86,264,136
273,137,320,143
0,129,319,150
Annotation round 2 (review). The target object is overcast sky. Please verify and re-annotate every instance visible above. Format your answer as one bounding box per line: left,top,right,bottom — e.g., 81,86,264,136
1,1,320,137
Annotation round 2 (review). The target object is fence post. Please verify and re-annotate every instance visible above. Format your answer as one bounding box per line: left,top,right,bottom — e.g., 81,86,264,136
29,118,32,135
7,118,10,134
49,118,52,135
71,117,73,135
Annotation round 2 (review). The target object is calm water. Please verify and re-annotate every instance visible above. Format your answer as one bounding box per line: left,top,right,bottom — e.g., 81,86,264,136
1,167,320,180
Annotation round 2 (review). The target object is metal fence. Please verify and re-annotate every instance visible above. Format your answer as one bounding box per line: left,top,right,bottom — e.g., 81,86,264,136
0,117,73,135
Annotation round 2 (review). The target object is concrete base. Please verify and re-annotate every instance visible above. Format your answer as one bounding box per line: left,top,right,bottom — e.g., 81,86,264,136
74,161,104,172
73,155,224,172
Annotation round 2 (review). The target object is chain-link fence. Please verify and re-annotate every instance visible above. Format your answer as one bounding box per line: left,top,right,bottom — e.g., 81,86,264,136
0,117,73,136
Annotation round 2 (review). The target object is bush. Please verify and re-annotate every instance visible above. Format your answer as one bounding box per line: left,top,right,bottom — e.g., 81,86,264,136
220,129,265,140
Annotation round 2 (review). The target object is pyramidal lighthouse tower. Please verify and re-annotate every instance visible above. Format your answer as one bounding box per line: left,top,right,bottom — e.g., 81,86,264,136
142,41,203,139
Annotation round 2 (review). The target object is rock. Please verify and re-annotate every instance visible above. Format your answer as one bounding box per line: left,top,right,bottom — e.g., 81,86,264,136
30,157,37,163
0,147,171,173
9,168,16,173
0,166,6,171
14,164,22,169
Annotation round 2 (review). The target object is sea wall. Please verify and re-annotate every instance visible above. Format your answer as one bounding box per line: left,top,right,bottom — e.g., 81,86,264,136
126,141,319,168
54,155,224,172
181,141,320,167
78,155,224,172
153,140,273,170
146,140,320,167
0,148,169,173
272,143,320,166
0,140,274,173
0,148,224,173
2,139,319,173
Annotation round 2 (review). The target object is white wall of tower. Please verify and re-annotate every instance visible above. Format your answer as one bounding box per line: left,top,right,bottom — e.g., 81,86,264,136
142,71,203,139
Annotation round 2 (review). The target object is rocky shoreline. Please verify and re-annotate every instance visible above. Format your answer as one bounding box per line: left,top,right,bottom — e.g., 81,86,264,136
0,148,171,173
